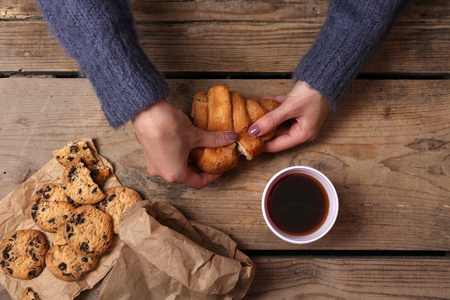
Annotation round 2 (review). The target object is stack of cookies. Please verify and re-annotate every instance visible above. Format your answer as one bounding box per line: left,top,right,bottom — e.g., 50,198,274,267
0,140,143,299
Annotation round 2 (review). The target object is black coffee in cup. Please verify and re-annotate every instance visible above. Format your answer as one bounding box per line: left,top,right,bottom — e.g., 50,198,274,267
266,173,329,236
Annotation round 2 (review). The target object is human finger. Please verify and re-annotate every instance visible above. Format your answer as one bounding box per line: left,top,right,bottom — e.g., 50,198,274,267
263,119,318,152
263,131,310,152
248,103,296,138
194,129,237,149
272,122,291,138
179,167,222,189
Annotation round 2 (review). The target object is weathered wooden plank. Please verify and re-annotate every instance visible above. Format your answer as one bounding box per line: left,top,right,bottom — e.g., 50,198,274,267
0,282,101,299
245,257,450,299
1,20,448,73
0,0,448,73
0,78,448,251
132,0,450,24
2,0,449,24
0,0,330,21
1,257,449,299
0,0,37,19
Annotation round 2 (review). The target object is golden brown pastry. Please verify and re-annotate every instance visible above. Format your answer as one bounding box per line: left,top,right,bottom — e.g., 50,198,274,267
258,98,281,112
190,92,208,169
256,98,280,142
191,92,209,130
245,98,267,124
236,133,264,160
207,84,233,132
245,98,278,143
191,84,280,173
194,145,238,174
192,85,238,173
231,91,251,134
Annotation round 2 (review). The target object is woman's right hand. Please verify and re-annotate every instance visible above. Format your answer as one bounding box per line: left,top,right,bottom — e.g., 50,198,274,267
248,81,331,152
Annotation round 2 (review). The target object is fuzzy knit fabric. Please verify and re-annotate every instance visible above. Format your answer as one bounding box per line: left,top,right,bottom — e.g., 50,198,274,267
294,0,410,109
35,0,169,128
36,0,408,127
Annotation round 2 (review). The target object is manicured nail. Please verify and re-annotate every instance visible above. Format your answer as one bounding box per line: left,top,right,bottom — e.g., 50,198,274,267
225,131,238,141
248,124,261,137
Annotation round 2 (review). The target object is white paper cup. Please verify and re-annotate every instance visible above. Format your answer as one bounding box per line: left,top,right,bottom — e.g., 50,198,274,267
262,166,339,244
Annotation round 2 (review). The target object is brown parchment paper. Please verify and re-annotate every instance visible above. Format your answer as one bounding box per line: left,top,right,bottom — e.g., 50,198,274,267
0,139,124,300
99,200,255,300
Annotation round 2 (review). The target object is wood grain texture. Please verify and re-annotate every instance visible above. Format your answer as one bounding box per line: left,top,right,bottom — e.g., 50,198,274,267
1,257,449,299
0,78,448,251
1,1,447,298
245,257,450,299
0,0,330,21
0,1,448,73
2,0,449,23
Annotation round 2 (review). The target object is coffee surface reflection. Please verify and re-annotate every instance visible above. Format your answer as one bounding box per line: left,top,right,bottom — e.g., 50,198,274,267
267,174,329,236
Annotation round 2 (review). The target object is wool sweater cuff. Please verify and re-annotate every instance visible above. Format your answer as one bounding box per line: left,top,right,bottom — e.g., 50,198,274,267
84,38,170,129
293,0,408,109
36,0,169,128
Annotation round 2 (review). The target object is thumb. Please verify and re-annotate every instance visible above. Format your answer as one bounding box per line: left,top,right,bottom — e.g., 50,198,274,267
248,106,289,137
195,129,238,148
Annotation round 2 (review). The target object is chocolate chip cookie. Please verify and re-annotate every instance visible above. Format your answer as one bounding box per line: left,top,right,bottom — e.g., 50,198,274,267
87,164,110,186
21,287,40,300
35,183,81,207
46,244,99,282
28,194,76,233
52,226,67,246
98,186,143,234
64,205,114,257
52,140,97,167
62,158,105,205
0,230,49,280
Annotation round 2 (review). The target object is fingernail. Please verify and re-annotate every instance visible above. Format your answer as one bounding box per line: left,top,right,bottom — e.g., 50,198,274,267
248,124,261,137
225,131,238,141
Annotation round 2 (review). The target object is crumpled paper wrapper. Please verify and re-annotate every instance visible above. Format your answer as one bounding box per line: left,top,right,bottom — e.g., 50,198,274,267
0,139,124,300
99,200,255,300
1,138,255,300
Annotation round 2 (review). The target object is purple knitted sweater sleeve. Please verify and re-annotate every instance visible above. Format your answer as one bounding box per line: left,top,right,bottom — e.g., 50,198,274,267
294,0,410,109
36,0,409,127
35,0,169,128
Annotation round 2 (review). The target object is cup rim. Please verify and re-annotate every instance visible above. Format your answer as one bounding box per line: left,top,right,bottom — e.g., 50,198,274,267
261,166,339,244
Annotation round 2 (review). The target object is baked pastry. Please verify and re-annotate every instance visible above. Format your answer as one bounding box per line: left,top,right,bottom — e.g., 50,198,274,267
0,230,49,280
53,141,110,186
190,84,280,173
52,140,97,168
190,85,238,173
52,226,68,246
191,145,238,174
87,164,110,186
64,205,114,257
236,132,264,160
244,98,276,142
258,97,281,112
98,186,143,234
34,183,81,207
191,92,208,130
28,194,76,233
62,158,105,205
46,244,99,281
231,91,251,134
21,287,40,300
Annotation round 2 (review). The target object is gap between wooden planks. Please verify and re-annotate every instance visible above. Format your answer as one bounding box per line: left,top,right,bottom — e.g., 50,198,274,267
0,78,449,252
1,257,449,299
2,0,449,23
245,257,450,299
0,0,449,73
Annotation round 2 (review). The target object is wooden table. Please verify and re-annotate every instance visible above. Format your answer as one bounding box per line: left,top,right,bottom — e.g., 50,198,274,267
1,0,449,298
